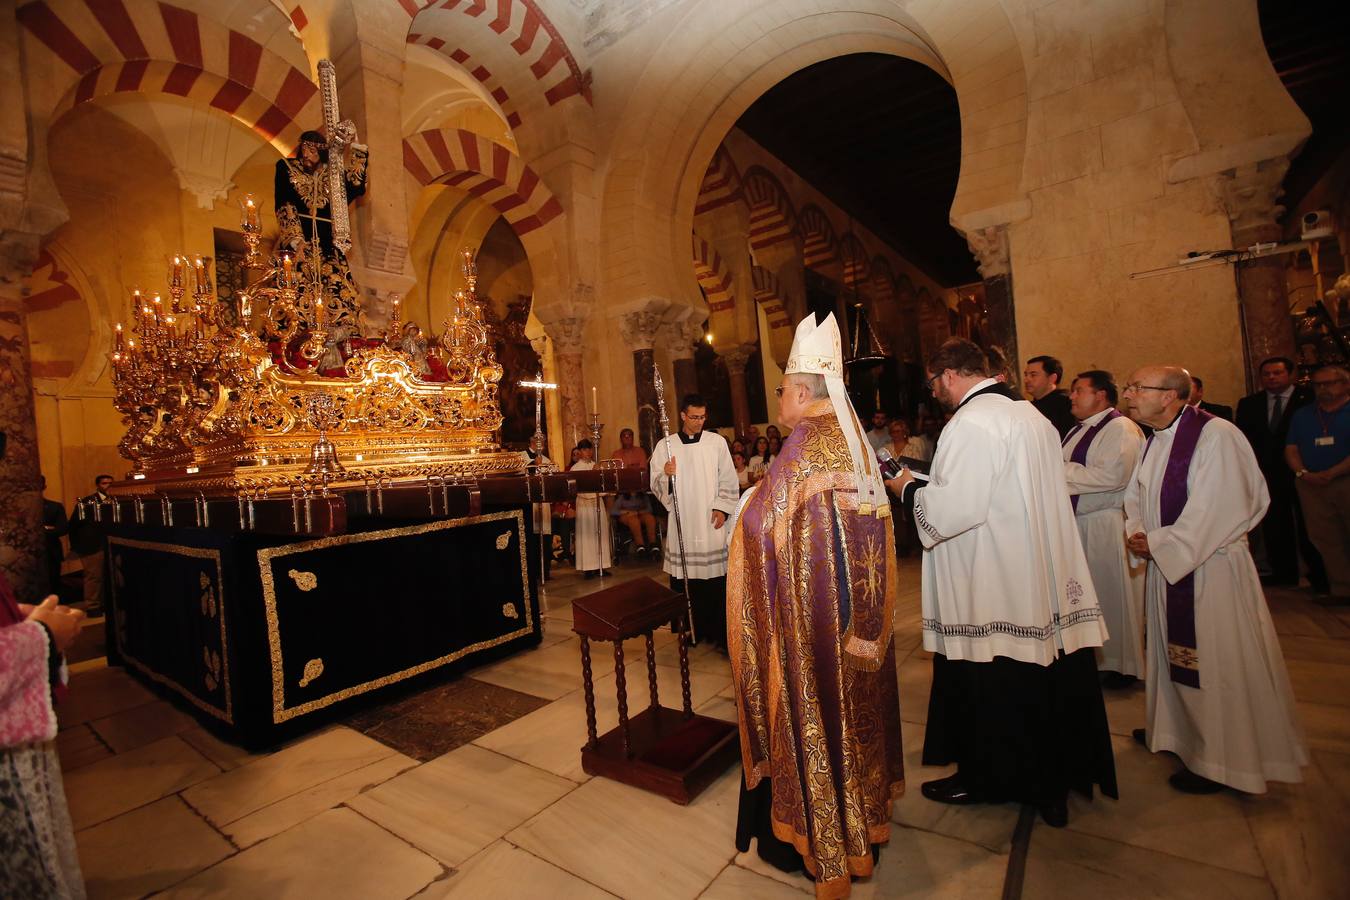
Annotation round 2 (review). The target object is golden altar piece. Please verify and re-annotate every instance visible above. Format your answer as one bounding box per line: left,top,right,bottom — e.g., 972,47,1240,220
109,217,523,498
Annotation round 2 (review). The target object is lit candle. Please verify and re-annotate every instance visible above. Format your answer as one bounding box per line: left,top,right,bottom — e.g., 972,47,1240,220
171,255,184,288
592,386,597,413
282,253,293,283
242,195,259,230
151,293,163,324
115,322,124,351
194,256,206,283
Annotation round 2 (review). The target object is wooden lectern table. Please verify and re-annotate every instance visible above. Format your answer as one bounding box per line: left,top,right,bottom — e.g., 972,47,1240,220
571,577,739,804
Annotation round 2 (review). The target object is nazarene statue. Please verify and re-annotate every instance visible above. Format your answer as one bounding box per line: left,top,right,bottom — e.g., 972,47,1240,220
273,126,368,334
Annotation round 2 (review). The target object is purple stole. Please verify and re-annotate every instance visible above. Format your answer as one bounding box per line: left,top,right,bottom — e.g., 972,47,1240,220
1065,409,1123,512
1142,405,1214,688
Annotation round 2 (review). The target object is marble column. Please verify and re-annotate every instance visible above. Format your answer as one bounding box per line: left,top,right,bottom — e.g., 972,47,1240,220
1220,159,1297,372
536,301,592,453
721,344,756,437
0,234,46,600
617,310,665,454
967,225,1018,388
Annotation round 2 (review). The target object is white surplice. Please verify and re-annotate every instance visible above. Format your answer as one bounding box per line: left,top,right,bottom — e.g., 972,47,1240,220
1123,411,1307,792
1063,409,1147,677
650,430,739,579
570,459,612,572
914,380,1108,664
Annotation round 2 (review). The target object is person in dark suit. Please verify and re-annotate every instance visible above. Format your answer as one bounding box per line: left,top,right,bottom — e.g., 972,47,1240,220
68,474,114,614
40,477,68,600
1235,357,1326,589
1024,355,1075,438
1187,375,1233,421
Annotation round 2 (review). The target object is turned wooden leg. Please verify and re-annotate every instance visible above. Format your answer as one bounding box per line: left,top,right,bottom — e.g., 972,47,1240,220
580,635,598,750
678,624,693,717
645,631,660,711
613,640,631,758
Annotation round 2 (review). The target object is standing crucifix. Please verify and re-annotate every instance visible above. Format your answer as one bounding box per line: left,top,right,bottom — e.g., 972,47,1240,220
518,370,558,459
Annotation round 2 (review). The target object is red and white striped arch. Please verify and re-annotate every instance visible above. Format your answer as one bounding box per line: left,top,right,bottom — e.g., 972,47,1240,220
799,204,839,272
401,0,589,132
750,264,794,363
19,0,317,151
839,233,870,287
405,32,525,131
402,127,563,238
869,256,897,306
694,146,742,217
692,233,734,315
743,166,797,252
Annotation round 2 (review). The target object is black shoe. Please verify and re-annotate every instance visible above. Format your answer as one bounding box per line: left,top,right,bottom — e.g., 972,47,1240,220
1101,672,1138,690
1038,800,1069,828
1169,768,1224,794
1132,728,1147,748
584,571,597,580
920,774,985,805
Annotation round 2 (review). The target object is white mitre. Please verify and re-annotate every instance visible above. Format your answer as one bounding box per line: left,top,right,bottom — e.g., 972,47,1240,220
784,313,886,513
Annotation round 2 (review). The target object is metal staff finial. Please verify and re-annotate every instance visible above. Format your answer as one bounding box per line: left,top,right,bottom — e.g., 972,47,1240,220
653,362,696,644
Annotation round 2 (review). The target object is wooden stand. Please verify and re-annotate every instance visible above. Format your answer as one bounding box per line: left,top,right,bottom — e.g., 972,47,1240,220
571,576,739,804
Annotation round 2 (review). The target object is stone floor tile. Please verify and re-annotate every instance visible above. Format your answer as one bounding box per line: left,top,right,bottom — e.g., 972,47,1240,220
1064,734,1265,877
178,727,265,772
1285,658,1350,707
849,827,1008,899
469,638,595,700
1278,633,1350,666
474,664,731,783
181,726,397,827
1297,701,1350,754
1241,748,1350,900
1314,750,1350,803
732,847,814,895
56,723,112,772
59,666,158,728
225,753,417,848
64,735,219,830
88,699,197,754
75,796,233,899
413,840,617,899
696,695,738,723
1022,827,1274,899
347,743,575,867
1100,681,1147,738
704,863,810,898
891,724,1020,853
896,652,932,726
507,766,740,900
162,807,443,899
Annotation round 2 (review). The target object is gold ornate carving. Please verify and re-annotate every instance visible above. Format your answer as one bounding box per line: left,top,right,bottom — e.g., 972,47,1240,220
288,569,318,592
495,532,511,550
299,658,324,687
108,241,521,497
502,603,519,619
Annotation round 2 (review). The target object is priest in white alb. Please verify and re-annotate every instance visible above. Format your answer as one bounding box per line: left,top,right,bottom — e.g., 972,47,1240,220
1062,369,1147,688
570,439,613,578
650,394,739,649
887,338,1116,828
1123,365,1307,794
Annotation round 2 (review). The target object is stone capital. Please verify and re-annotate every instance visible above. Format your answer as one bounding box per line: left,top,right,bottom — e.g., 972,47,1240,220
535,300,592,355
1217,157,1291,236
720,343,757,375
608,296,670,351
174,168,235,210
965,225,1010,279
660,316,705,361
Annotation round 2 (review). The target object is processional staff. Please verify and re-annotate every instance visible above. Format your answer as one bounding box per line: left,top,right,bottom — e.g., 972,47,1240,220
652,363,697,644
520,371,558,630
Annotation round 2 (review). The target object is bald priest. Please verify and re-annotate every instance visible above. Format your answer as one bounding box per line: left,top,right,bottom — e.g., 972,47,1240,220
728,312,904,899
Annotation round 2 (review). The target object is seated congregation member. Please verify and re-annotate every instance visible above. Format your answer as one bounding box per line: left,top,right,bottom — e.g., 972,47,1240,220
1063,370,1147,688
887,338,1115,828
1124,365,1307,793
612,491,660,556
611,427,648,469
732,451,750,492
729,313,903,897
865,410,890,451
570,440,613,578
1286,365,1350,604
747,436,772,479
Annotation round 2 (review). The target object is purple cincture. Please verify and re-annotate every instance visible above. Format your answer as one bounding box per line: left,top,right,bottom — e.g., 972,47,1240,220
1066,409,1123,513
1142,405,1214,688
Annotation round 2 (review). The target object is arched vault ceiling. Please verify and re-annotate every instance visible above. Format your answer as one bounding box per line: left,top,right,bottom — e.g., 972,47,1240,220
736,53,972,286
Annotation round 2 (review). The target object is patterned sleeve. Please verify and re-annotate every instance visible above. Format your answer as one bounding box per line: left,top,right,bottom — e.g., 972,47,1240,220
0,622,58,748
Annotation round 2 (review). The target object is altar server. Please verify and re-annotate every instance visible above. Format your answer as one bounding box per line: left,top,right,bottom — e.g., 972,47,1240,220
1124,365,1307,794
650,394,739,649
887,338,1115,828
729,313,903,897
570,440,612,578
1063,370,1146,687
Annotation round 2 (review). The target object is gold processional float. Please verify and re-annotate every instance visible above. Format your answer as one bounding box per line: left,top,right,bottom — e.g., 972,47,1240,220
107,210,523,503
